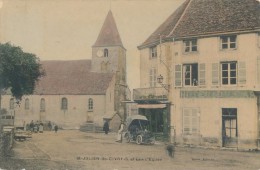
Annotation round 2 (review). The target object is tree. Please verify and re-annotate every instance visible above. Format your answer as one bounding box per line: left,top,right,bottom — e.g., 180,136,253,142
0,43,44,114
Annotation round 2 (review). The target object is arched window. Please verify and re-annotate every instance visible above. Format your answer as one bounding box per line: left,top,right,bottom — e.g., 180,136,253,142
104,48,108,57
40,98,45,112
61,97,68,110
10,98,14,110
88,98,93,110
25,98,29,110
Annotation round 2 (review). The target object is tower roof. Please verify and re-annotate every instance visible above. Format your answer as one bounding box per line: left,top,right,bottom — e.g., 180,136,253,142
93,10,124,48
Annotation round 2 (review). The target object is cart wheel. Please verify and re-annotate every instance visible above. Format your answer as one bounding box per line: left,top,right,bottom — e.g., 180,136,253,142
125,133,130,143
136,135,142,145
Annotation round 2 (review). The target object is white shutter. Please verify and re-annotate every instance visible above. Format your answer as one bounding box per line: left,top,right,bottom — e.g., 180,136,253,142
212,63,219,85
154,68,157,87
199,63,206,86
149,69,153,87
191,108,199,134
175,65,182,87
183,108,191,134
238,62,246,85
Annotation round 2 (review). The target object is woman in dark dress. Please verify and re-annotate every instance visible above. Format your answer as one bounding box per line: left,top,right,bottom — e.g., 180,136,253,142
103,120,109,134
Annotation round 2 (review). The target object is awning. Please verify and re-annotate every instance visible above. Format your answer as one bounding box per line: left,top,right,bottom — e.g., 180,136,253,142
137,104,166,109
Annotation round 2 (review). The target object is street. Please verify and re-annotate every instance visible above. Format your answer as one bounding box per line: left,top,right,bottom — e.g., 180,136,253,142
0,130,260,170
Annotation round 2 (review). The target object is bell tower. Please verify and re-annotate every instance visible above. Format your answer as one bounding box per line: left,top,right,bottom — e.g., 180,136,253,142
91,10,127,120
92,10,126,82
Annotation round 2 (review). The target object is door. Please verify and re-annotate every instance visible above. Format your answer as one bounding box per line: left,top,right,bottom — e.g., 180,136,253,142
222,108,238,147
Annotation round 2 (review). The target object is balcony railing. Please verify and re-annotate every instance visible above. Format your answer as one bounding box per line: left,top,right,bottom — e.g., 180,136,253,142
133,87,168,101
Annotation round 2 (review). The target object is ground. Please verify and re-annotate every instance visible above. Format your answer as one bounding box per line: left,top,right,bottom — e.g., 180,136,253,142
0,130,260,170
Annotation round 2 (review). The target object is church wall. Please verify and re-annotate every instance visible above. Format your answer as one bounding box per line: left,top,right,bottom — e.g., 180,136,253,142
1,94,106,129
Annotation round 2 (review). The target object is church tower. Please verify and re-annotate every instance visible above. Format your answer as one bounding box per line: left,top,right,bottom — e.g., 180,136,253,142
92,10,127,120
92,10,126,84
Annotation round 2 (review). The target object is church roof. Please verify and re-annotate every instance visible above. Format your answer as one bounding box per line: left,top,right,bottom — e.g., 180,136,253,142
139,0,260,49
93,10,124,48
34,60,114,95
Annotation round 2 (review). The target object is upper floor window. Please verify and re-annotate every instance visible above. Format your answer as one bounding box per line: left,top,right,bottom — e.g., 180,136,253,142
183,39,197,52
149,67,157,87
175,63,205,87
10,98,14,110
61,97,68,110
221,62,237,85
212,61,245,86
25,98,29,110
88,98,93,110
40,98,45,112
220,35,237,50
104,49,108,57
183,64,198,86
150,46,157,59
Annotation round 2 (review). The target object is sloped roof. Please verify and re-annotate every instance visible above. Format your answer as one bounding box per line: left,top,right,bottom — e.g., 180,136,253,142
34,60,114,95
139,0,260,49
93,10,124,48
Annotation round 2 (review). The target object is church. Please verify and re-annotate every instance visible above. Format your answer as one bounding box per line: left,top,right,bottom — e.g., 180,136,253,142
1,10,129,131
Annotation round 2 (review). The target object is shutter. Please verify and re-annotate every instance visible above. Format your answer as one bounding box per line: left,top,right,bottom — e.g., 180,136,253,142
154,68,157,87
191,108,199,134
212,63,219,85
238,62,246,85
149,69,152,87
183,108,191,134
199,63,206,86
175,65,182,87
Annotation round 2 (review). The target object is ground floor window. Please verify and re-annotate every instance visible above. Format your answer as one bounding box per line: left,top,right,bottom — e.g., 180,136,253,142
182,108,200,135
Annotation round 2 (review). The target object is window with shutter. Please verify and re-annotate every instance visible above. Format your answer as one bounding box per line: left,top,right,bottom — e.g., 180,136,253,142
175,65,182,87
238,62,246,85
199,63,206,86
183,108,199,135
212,63,219,85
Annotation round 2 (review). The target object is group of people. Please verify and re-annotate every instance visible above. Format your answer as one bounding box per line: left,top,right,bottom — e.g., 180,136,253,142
28,120,59,133
103,120,125,143
29,120,44,133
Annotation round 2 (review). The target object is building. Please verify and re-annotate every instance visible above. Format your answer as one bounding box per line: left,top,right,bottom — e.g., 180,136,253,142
1,10,129,130
136,0,260,149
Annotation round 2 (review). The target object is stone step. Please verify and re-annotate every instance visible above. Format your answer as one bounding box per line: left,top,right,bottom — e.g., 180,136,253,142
79,123,103,133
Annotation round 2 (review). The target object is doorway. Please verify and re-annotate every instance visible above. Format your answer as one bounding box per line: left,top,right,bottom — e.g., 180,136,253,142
222,108,238,147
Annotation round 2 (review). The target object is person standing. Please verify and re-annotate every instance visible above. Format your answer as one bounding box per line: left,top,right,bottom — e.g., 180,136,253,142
103,120,109,134
54,125,58,133
116,121,124,143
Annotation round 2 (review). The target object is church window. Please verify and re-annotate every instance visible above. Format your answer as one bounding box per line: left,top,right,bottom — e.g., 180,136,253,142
61,97,68,110
40,98,45,112
10,98,15,110
104,49,109,57
25,98,29,110
88,98,93,111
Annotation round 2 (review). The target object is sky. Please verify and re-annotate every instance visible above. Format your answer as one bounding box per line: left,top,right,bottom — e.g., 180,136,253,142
0,0,184,90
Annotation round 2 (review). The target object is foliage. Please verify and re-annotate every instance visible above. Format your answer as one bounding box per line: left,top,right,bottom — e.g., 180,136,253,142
0,43,44,100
